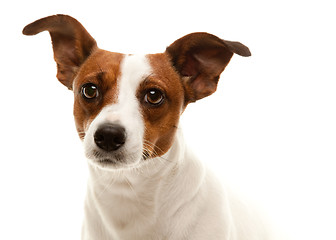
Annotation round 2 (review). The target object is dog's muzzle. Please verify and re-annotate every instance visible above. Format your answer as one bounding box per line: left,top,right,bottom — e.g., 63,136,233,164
85,118,144,169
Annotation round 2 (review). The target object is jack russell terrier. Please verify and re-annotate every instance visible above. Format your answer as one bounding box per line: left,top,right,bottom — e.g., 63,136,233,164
23,15,274,240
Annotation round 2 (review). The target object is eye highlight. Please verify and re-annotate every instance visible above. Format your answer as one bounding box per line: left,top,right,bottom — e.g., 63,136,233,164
81,83,99,100
144,89,165,106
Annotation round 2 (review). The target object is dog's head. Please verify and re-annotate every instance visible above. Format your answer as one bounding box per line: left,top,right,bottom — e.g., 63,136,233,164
23,15,250,170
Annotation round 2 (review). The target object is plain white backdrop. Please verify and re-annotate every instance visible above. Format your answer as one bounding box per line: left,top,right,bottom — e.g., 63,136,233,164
1,0,335,239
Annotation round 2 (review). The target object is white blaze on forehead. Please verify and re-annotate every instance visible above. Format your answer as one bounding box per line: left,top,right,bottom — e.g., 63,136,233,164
92,54,152,122
118,54,152,104
115,54,152,148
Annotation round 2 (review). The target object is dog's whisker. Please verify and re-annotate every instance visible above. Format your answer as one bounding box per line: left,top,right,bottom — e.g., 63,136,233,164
142,140,166,159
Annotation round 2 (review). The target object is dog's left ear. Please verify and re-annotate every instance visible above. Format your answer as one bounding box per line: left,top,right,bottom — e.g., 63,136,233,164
166,32,251,102
23,15,97,90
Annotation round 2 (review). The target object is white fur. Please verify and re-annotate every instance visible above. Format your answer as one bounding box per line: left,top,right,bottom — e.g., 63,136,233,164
82,54,275,240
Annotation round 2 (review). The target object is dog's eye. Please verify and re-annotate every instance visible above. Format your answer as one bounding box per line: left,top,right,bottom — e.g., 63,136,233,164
144,89,164,106
81,83,99,100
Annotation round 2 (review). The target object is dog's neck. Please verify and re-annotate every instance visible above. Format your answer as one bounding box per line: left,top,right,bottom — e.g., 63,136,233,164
84,129,206,239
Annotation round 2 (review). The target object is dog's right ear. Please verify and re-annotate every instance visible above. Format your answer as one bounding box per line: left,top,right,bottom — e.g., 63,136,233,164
23,15,97,90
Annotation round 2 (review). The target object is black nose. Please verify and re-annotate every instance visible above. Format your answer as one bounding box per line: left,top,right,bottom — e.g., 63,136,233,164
94,124,126,152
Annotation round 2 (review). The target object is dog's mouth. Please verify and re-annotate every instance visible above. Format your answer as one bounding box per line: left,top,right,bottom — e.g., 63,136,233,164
88,149,125,167
86,148,147,170
89,157,131,170
99,158,117,164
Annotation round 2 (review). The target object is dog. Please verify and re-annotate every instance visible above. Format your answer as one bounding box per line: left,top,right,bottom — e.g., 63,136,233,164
23,15,273,240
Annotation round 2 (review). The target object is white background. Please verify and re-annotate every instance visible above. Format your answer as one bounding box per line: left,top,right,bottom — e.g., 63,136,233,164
1,0,335,239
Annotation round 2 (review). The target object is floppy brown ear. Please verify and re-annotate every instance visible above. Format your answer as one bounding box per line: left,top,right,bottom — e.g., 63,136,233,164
23,15,97,90
166,32,251,102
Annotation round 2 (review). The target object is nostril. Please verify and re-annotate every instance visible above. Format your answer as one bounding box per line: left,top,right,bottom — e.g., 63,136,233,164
94,124,127,152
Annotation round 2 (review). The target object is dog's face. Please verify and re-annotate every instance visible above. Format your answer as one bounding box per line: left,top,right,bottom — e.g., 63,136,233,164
73,51,184,168
23,15,250,170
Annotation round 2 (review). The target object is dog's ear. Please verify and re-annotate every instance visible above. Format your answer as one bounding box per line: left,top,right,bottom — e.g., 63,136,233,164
23,15,97,90
166,32,251,102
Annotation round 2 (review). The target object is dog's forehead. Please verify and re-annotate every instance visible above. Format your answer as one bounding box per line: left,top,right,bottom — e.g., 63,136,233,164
74,49,179,94
119,53,153,91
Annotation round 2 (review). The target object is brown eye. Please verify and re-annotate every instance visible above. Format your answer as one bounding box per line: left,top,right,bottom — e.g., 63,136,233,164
144,89,164,106
81,83,99,100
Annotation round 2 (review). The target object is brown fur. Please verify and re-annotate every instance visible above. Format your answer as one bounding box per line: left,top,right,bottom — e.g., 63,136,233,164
166,32,251,102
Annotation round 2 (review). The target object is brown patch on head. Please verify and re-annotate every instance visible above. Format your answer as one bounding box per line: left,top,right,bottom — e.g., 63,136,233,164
73,50,124,139
138,53,185,158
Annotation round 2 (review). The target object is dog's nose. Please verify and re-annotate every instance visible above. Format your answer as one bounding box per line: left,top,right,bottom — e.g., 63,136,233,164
94,124,126,152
